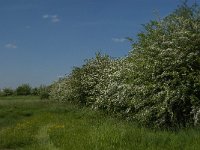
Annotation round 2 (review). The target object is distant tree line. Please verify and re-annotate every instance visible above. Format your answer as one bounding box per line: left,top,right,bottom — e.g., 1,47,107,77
0,84,50,99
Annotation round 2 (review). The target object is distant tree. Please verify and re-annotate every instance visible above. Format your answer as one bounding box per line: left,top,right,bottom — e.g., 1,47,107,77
16,84,31,96
31,87,39,96
0,89,3,96
2,88,14,96
38,85,50,100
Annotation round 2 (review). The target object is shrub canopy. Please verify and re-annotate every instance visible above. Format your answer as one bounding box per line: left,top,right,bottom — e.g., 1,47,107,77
50,3,200,129
126,3,200,128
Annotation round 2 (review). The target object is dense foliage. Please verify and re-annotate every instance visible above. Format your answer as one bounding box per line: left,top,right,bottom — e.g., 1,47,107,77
125,3,200,128
0,88,14,96
0,84,50,100
16,84,32,96
39,85,50,99
50,3,200,128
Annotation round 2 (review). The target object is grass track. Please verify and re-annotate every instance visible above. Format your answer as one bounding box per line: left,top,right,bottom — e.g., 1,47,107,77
0,96,200,150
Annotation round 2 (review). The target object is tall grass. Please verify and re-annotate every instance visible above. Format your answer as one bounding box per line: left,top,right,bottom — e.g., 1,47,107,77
0,96,200,149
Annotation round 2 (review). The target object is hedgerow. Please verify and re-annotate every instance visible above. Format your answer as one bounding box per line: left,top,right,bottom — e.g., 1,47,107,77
126,3,200,128
49,3,200,129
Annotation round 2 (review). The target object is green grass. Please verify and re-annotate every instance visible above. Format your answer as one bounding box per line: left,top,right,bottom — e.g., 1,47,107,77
0,96,200,150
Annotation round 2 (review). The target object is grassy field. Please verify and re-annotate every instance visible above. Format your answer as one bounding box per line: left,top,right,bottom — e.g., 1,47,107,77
0,96,200,150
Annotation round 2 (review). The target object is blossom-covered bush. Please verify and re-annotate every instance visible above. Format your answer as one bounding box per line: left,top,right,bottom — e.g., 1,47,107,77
91,58,132,115
126,3,200,128
50,53,130,108
50,3,200,129
50,53,132,112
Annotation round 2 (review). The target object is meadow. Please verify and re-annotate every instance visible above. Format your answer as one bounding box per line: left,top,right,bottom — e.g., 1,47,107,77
0,96,200,150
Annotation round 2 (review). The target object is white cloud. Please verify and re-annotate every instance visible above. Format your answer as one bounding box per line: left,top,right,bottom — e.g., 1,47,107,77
5,43,17,49
43,14,49,19
112,38,126,43
51,17,60,23
43,14,60,23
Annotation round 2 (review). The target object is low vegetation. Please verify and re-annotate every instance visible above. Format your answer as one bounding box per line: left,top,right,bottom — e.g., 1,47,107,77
1,96,200,150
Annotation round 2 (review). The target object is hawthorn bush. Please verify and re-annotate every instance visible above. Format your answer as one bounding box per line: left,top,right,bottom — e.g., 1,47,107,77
50,53,133,116
50,53,119,105
126,3,200,128
50,3,200,128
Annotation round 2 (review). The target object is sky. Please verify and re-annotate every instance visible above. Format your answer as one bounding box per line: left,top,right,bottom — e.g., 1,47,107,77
0,0,199,89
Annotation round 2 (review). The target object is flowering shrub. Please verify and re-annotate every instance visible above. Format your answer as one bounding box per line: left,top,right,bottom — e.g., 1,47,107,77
126,3,200,128
91,58,132,115
50,3,200,128
50,53,132,112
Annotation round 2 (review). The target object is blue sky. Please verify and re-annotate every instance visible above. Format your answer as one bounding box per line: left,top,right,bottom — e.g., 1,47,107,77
0,0,199,89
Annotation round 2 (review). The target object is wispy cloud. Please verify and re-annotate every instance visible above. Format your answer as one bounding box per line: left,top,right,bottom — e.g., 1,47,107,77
43,14,49,19
43,14,60,23
25,25,31,29
112,38,126,43
5,43,17,49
